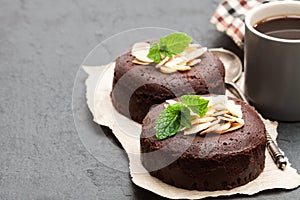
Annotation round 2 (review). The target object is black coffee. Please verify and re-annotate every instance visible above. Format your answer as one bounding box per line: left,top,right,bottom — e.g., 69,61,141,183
254,15,300,40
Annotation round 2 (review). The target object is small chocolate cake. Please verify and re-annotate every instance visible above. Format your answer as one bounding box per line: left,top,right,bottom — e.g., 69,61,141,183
111,45,225,123
140,96,267,191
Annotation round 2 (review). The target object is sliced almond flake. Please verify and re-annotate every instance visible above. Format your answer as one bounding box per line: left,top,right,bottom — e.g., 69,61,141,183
205,108,216,116
161,52,168,59
166,99,177,105
191,116,216,125
131,42,152,63
205,95,227,108
165,57,187,67
189,44,201,48
179,61,188,66
224,114,245,125
218,116,235,122
199,119,221,135
132,50,153,63
160,66,177,74
184,122,212,135
131,42,150,52
179,44,201,57
155,56,170,68
185,47,207,62
212,110,229,117
178,57,188,65
131,42,150,57
179,47,197,57
222,122,244,133
190,111,199,118
132,59,151,65
200,123,221,135
164,100,178,108
187,59,201,66
166,65,191,71
227,100,243,118
199,96,211,101
212,102,227,111
216,122,232,133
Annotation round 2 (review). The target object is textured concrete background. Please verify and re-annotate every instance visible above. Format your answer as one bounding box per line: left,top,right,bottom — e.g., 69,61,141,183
0,0,299,199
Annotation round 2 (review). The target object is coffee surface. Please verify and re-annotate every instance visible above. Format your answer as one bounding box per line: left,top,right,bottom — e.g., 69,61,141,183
254,15,300,40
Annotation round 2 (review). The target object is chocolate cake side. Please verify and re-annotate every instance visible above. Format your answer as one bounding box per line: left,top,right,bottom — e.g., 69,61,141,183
111,49,225,123
140,97,267,191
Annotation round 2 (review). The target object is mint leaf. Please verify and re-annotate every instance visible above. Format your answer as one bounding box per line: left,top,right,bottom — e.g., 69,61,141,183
181,95,209,117
155,102,191,140
155,103,181,140
179,106,192,129
155,95,209,140
147,42,162,63
147,32,192,63
160,32,192,55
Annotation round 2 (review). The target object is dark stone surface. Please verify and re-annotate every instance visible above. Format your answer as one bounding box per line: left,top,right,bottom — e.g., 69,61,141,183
0,0,299,199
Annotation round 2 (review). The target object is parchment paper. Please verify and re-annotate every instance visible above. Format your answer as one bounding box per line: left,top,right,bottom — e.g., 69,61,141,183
83,63,300,199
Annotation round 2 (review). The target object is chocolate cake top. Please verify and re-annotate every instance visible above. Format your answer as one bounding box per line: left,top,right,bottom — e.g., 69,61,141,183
141,96,266,159
114,49,225,94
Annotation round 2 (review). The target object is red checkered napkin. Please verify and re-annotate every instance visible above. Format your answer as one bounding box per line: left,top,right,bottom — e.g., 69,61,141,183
210,0,282,48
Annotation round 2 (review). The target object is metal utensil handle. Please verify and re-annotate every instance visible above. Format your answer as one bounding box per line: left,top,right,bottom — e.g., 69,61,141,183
226,82,248,102
267,134,287,170
226,81,287,170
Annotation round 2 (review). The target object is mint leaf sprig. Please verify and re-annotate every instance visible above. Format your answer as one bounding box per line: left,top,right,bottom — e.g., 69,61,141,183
147,32,192,63
181,95,209,117
155,95,209,140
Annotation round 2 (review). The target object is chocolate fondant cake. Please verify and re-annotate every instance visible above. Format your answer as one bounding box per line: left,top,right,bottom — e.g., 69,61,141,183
111,44,225,123
140,96,267,191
